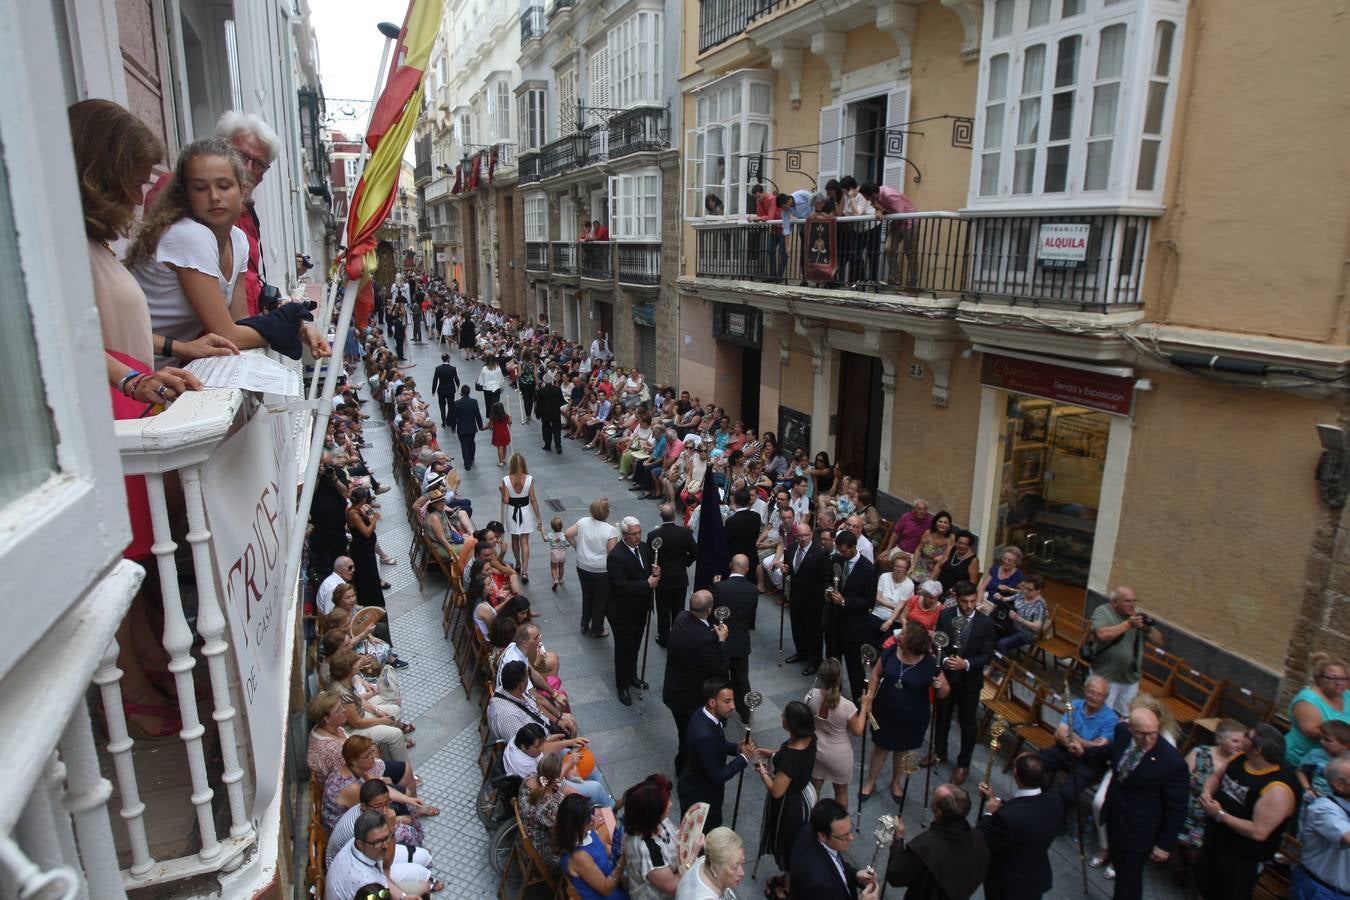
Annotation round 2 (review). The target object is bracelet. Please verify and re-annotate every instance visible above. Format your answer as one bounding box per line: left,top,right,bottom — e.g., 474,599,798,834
162,336,175,358
119,370,144,396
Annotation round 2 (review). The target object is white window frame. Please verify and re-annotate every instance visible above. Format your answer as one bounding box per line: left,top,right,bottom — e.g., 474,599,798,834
684,72,773,220
608,10,662,110
819,81,910,191
518,87,547,151
966,0,1186,212
0,0,136,679
555,66,578,139
588,46,610,111
608,167,661,241
524,193,549,242
487,77,512,145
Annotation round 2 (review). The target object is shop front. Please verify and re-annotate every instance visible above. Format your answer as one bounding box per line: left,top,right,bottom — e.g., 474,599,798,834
971,352,1137,612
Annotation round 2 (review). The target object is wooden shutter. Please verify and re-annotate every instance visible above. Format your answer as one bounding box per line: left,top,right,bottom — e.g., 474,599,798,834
882,85,911,192
818,104,841,185
589,48,610,110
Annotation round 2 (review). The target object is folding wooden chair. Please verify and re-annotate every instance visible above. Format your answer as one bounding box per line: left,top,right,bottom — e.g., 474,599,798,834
1157,664,1222,747
499,797,559,900
1188,680,1276,751
1139,644,1182,697
1032,606,1090,679
1007,683,1064,769
980,662,1044,740
981,653,1014,707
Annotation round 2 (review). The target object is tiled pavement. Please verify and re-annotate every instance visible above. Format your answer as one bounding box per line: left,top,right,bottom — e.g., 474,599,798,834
363,332,1183,900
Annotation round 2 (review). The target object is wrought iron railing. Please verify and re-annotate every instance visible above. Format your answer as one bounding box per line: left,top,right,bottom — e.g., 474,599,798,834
521,5,545,42
540,136,577,178
698,0,762,52
525,241,550,271
548,0,575,17
552,241,577,275
519,151,542,184
608,107,670,159
617,243,661,285
413,160,432,182
580,241,613,280
586,125,609,164
692,212,1150,310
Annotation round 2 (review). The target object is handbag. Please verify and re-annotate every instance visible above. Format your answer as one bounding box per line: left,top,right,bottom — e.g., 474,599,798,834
1078,630,1125,665
377,664,402,703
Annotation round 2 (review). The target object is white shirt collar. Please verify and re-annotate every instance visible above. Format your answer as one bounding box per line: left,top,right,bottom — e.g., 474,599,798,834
1014,787,1043,798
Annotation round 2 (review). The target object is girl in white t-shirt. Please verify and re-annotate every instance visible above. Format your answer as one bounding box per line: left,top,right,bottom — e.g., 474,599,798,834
126,137,329,365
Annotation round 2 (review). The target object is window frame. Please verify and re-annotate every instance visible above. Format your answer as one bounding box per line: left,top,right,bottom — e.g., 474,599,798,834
608,10,663,111
0,0,137,679
518,87,547,152
608,167,661,241
966,0,1186,212
683,72,774,220
524,193,549,242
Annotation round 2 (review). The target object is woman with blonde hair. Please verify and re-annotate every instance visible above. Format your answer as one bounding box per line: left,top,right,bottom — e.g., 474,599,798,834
518,752,569,871
127,137,328,364
501,451,545,582
566,497,619,638
1286,652,1350,766
675,826,744,899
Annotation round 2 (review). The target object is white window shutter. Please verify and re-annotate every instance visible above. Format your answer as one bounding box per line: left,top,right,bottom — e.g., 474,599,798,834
882,86,911,192
609,175,620,239
685,128,704,219
818,104,841,184
590,49,610,110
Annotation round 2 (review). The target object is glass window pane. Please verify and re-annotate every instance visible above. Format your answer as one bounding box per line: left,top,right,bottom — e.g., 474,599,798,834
980,152,1001,195
1018,97,1041,143
1049,90,1073,140
988,54,1009,101
1084,140,1111,190
750,82,770,114
1028,0,1051,28
1144,81,1168,133
1090,83,1119,136
1043,144,1069,191
1154,21,1176,77
1097,24,1126,79
992,0,1014,38
1061,0,1081,17
0,133,57,505
984,103,1005,149
1013,148,1036,194
1055,35,1080,87
1022,45,1046,93
1136,138,1160,190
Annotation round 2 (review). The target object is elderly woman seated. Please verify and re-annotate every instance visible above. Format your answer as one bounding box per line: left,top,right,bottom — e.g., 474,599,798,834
321,734,435,840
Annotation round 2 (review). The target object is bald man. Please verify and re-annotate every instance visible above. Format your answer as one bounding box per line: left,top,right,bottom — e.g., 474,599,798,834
663,590,730,773
1089,708,1188,900
885,783,990,898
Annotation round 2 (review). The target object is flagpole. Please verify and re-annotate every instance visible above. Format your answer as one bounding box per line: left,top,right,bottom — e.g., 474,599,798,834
285,23,402,598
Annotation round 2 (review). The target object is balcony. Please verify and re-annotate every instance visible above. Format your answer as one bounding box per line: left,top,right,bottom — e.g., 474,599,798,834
580,241,613,280
698,0,768,52
539,126,609,178
608,107,669,159
548,0,575,18
414,160,432,183
540,136,578,178
552,241,578,276
618,243,661,286
519,151,542,184
693,212,1150,312
424,174,451,201
526,241,550,272
521,5,545,43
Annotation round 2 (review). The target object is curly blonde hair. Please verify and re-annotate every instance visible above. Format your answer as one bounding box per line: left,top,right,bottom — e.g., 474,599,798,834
124,138,246,268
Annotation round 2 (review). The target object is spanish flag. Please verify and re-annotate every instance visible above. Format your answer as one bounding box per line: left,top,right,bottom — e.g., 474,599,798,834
343,0,440,326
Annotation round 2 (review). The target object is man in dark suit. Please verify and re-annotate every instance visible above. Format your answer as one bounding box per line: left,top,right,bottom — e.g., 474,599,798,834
677,679,752,831
1087,709,1188,900
451,385,483,470
712,554,760,724
788,799,880,900
648,503,697,646
662,590,729,774
884,784,989,900
535,372,565,454
824,531,878,704
930,580,996,784
977,753,1064,900
723,488,761,569
431,353,459,427
790,526,835,676
606,516,660,706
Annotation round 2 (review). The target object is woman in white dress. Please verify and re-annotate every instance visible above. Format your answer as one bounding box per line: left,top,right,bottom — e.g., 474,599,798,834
674,827,744,900
501,452,545,584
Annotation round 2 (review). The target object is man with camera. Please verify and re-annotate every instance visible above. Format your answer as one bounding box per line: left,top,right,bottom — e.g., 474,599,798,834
1088,586,1163,717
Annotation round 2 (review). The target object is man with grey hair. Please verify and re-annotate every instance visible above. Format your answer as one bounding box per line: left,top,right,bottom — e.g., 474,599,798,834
324,809,436,899
1295,755,1350,898
607,515,660,705
1089,586,1164,716
1037,674,1119,819
316,556,354,616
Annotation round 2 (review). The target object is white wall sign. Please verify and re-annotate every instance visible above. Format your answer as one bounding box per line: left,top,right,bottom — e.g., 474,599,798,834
201,409,294,823
1036,223,1091,268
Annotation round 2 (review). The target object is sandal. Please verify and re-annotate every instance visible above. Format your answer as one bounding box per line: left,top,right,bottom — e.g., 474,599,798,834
418,805,441,817
404,736,416,749
429,879,446,893
400,722,417,734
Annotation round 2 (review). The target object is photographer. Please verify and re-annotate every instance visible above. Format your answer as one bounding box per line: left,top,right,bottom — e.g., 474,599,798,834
1088,586,1164,717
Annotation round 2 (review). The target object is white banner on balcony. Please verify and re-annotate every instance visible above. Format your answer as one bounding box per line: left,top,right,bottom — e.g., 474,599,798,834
201,408,295,823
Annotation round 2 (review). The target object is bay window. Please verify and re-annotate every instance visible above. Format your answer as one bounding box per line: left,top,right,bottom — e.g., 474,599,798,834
524,193,548,242
683,72,772,218
608,168,661,241
969,0,1185,209
608,11,662,109
518,87,547,151
485,78,512,145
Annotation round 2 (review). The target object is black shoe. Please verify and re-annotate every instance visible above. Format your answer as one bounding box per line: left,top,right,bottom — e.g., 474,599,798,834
631,677,649,690
785,654,806,664
556,448,562,455
617,688,633,706
389,657,410,670
802,661,820,676
655,637,668,648
542,446,553,452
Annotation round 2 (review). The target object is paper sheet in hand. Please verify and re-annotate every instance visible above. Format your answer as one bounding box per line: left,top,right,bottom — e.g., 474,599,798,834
186,355,301,397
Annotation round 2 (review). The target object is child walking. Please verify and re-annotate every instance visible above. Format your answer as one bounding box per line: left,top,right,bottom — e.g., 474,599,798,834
487,401,512,466
545,516,569,591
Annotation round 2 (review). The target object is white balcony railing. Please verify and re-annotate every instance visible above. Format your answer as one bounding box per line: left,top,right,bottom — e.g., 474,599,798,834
2,353,308,897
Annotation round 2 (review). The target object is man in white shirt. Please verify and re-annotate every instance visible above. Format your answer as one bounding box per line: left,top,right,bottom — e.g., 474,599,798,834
316,557,354,616
589,330,613,365
788,476,812,522
324,812,434,900
326,779,433,870
843,515,875,563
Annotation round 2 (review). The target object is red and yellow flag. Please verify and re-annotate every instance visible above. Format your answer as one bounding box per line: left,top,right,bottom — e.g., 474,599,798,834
344,0,440,326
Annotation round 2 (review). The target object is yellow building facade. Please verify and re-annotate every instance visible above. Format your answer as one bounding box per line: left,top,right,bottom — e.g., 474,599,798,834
675,0,1350,692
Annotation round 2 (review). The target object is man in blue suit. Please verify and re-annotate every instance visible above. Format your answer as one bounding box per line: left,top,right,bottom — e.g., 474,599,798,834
677,678,753,831
451,385,483,470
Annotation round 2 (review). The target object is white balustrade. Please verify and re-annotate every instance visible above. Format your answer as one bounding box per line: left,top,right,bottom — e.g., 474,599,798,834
93,638,153,881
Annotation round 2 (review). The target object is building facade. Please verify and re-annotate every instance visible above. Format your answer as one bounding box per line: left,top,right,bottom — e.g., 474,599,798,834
509,0,684,381
676,0,1350,692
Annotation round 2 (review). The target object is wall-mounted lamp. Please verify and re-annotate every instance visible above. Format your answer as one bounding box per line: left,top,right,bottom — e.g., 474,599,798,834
1316,423,1347,507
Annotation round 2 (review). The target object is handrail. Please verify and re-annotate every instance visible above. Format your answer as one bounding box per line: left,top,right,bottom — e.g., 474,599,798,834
692,211,964,227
